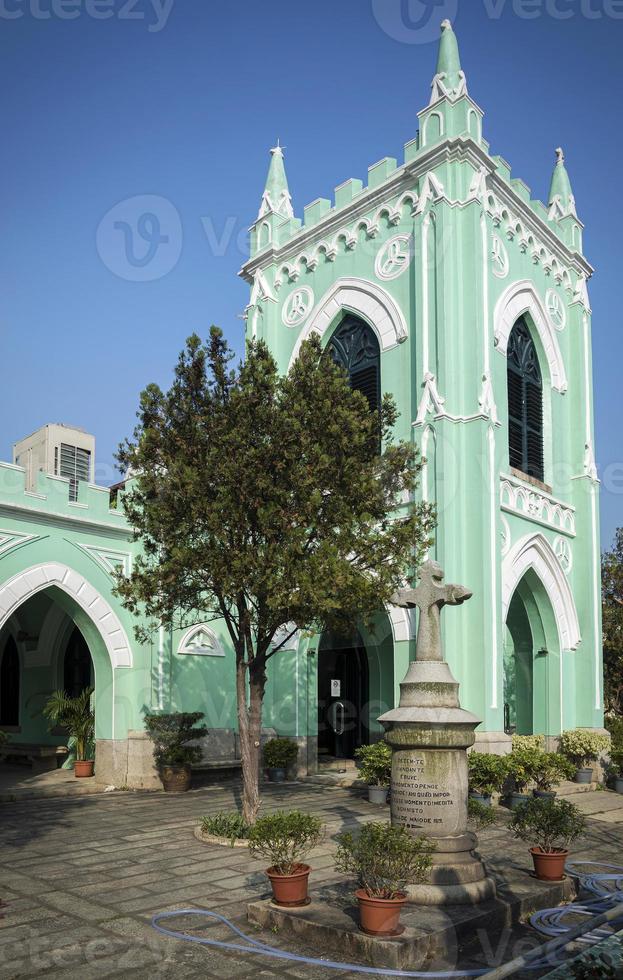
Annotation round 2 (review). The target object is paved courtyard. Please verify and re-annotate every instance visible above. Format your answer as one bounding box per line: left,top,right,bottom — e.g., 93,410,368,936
1,777,622,979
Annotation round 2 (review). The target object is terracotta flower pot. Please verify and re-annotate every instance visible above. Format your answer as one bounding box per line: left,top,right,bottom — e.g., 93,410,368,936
355,888,407,937
530,847,568,882
74,760,94,778
266,864,311,907
160,764,192,793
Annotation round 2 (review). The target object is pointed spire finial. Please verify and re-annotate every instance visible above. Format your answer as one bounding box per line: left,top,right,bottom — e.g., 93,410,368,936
548,146,577,219
429,20,467,105
257,142,294,222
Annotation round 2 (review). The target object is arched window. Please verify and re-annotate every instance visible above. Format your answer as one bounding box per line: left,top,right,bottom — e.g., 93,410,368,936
507,317,544,482
0,636,20,726
63,627,92,698
327,316,381,414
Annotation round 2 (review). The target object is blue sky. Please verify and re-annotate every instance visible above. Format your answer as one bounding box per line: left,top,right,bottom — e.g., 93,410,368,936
0,0,620,547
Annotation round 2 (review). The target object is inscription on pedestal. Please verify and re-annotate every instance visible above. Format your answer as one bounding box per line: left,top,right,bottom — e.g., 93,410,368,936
391,749,465,838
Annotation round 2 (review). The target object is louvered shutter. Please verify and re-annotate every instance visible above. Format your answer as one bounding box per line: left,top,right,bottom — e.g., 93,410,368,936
507,318,544,482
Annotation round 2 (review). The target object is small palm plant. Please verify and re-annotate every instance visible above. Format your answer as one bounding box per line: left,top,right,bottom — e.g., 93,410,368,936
43,687,95,761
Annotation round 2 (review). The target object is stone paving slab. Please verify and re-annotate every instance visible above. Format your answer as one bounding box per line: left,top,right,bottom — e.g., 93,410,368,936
0,779,622,978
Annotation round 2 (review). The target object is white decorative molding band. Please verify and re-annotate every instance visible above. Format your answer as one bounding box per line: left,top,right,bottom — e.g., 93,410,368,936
500,474,575,537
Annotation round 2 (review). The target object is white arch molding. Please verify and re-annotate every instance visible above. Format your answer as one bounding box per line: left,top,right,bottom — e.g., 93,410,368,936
493,280,567,392
501,532,581,651
0,563,132,668
288,277,408,367
387,603,415,643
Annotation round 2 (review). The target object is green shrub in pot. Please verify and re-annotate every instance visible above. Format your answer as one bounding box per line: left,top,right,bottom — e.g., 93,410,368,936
467,751,507,804
526,752,575,798
43,687,95,776
355,741,392,804
263,737,299,782
144,711,207,792
509,796,586,881
248,810,324,906
559,729,610,782
334,821,434,936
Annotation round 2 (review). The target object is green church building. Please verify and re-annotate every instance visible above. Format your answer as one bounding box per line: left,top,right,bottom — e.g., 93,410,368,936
0,22,604,787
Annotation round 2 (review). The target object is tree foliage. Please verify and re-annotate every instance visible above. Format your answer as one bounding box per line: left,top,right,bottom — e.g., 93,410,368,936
116,329,435,821
603,528,623,715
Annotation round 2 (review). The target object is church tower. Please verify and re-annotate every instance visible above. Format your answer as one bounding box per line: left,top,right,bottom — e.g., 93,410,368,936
240,22,602,763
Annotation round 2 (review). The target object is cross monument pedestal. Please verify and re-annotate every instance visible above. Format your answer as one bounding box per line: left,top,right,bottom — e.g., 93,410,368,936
379,560,496,906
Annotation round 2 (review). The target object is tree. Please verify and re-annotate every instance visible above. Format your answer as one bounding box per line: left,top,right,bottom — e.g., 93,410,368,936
116,329,435,823
603,528,623,716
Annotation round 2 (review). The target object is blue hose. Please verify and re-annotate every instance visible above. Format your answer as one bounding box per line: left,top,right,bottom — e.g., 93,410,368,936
151,862,623,976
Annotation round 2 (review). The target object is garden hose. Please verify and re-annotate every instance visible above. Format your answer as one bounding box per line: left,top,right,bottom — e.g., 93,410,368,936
151,861,623,977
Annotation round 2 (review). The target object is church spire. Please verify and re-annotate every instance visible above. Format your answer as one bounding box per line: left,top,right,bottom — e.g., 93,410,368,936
548,147,577,219
429,20,468,105
257,142,294,221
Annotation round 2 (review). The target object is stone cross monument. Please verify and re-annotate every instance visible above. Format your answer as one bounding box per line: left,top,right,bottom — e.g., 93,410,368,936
379,560,495,905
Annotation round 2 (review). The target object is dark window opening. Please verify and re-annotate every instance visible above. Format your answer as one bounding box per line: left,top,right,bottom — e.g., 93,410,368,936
326,315,381,415
507,317,544,482
63,627,93,698
0,637,20,726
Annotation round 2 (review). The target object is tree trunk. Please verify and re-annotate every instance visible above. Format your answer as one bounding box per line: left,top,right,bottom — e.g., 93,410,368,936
236,658,265,825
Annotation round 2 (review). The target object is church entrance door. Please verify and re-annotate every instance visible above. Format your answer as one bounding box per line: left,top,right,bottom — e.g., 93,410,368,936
317,631,369,760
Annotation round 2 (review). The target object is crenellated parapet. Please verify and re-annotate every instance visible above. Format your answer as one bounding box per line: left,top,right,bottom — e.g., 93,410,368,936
0,461,131,534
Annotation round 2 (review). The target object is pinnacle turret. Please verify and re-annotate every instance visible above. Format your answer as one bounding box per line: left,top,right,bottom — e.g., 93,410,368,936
548,147,577,219
257,142,294,221
429,20,468,105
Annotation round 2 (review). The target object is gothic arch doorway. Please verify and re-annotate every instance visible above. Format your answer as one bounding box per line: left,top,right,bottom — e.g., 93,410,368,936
317,628,369,760
503,568,560,736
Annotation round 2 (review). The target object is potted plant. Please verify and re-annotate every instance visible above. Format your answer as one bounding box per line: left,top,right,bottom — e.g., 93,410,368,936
355,741,392,804
608,749,623,795
468,796,496,831
334,821,434,937
43,687,95,777
248,810,324,907
527,752,576,799
559,729,610,783
467,751,506,805
144,711,207,792
263,737,299,782
509,796,586,881
505,747,539,809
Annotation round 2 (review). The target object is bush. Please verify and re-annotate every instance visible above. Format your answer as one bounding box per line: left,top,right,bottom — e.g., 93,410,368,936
468,752,507,795
609,748,623,776
605,715,623,751
468,797,496,830
355,741,392,787
512,734,545,751
263,738,299,770
505,747,541,793
559,729,610,769
335,821,434,899
526,752,576,791
509,797,586,853
201,811,249,845
248,811,324,874
144,712,208,768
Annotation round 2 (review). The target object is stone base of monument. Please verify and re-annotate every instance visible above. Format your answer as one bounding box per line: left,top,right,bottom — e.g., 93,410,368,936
405,830,496,906
247,874,575,972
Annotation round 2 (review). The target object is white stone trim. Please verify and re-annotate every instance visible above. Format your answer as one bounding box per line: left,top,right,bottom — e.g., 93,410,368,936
493,280,567,392
0,563,132,668
178,624,225,657
288,277,408,366
501,532,581,652
500,474,576,536
387,603,415,643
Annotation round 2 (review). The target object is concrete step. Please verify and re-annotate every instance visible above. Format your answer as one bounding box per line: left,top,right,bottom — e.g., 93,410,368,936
317,757,359,772
305,772,365,789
